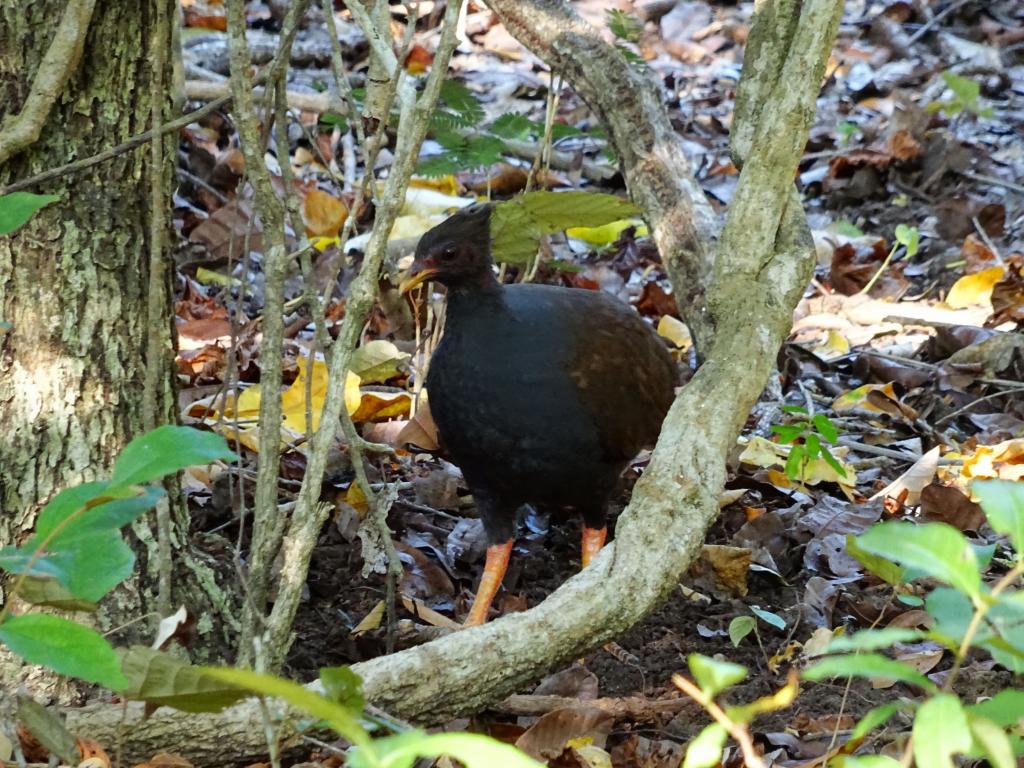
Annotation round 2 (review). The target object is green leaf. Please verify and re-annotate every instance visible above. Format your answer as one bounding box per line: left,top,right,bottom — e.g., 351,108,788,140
438,79,484,127
416,153,464,178
770,424,805,444
683,723,727,768
968,713,1015,768
728,616,755,647
750,605,786,630
781,405,809,415
112,425,237,487
913,694,972,768
28,528,135,601
894,224,919,258
968,689,1024,727
926,587,973,647
821,447,848,478
18,577,98,612
785,443,806,480
522,190,641,231
942,71,980,104
812,413,839,443
318,112,349,131
356,732,543,768
319,666,364,714
606,8,643,42
16,697,79,765
804,432,822,460
851,702,908,740
200,666,371,748
490,112,533,140
856,522,980,598
119,646,250,713
0,192,61,235
36,482,164,544
834,220,865,237
0,614,128,689
802,653,938,692
688,653,747,697
490,201,542,265
846,534,904,585
973,479,1024,558
824,627,923,653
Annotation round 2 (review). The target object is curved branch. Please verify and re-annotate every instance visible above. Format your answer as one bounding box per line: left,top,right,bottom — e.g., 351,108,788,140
0,0,97,165
484,0,719,351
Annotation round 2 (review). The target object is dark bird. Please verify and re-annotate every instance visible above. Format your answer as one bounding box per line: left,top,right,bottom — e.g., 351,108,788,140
400,203,678,625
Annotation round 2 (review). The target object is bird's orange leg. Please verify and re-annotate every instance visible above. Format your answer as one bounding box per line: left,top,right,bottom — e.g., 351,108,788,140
464,540,514,627
581,526,607,568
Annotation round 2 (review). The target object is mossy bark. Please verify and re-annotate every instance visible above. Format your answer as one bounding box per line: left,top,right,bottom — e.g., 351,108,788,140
0,0,238,696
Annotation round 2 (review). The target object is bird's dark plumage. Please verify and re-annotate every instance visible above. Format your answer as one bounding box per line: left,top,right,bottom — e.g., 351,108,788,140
403,203,678,623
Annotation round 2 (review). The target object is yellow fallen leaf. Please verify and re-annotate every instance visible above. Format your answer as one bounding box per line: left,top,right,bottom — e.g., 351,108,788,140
350,389,412,423
811,329,850,360
962,438,1024,482
280,357,330,434
566,218,648,246
409,174,461,197
656,315,692,349
303,189,348,237
352,600,385,634
832,382,901,414
945,266,1005,309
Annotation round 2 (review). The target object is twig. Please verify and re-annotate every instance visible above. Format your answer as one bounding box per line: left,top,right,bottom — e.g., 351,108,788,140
144,0,173,618
227,0,309,669
906,0,973,44
0,94,232,195
672,674,768,768
0,0,97,164
957,170,1024,195
261,0,465,670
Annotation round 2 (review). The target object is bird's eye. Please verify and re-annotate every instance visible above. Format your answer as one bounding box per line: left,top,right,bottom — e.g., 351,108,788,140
440,246,458,261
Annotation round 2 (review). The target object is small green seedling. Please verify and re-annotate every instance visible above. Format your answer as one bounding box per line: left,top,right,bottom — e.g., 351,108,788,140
927,71,994,119
772,405,846,482
859,224,919,295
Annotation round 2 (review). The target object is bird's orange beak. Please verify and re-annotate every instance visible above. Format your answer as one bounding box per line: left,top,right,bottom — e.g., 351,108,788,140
399,264,439,294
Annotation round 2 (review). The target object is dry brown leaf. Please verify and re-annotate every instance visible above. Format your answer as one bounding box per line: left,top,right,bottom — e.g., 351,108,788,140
515,707,615,761
869,446,940,505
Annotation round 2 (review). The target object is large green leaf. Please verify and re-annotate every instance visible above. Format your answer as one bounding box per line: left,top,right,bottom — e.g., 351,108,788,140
913,694,972,768
349,732,543,768
200,666,370,749
119,647,249,713
968,689,1024,727
968,713,1015,768
35,482,164,544
973,479,1024,558
319,666,364,714
688,653,747,697
857,521,980,599
802,653,938,692
0,614,127,689
683,723,727,768
112,425,237,487
490,191,643,265
824,627,923,653
0,192,61,235
846,533,904,585
27,529,135,601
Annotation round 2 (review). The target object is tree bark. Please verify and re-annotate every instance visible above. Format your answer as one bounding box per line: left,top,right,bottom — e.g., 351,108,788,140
0,0,238,696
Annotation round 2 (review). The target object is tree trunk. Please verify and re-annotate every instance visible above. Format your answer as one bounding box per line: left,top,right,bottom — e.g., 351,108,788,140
0,0,238,697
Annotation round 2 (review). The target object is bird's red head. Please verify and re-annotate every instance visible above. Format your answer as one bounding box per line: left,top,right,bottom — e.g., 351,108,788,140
400,203,496,294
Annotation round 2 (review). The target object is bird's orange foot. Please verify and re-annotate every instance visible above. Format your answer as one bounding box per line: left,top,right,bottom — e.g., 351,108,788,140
463,539,514,627
581,526,607,568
